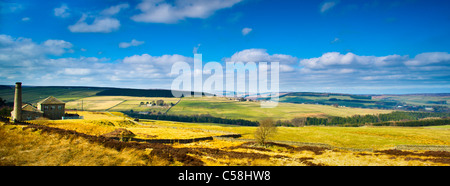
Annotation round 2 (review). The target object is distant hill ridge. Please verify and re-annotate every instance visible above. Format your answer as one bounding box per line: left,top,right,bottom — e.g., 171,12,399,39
95,88,212,97
0,85,213,101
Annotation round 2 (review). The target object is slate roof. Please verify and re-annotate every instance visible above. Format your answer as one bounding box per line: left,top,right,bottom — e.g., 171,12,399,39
37,96,65,105
22,104,44,113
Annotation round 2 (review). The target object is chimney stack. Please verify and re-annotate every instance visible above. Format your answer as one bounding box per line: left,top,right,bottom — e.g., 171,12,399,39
12,82,22,122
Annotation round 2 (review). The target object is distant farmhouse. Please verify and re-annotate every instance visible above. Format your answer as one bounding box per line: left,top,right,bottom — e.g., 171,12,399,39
11,82,66,121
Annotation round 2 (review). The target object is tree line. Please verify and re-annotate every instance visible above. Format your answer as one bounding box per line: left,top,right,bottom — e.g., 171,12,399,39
275,111,450,127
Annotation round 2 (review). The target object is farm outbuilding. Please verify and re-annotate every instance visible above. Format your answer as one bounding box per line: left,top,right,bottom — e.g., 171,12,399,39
20,104,44,120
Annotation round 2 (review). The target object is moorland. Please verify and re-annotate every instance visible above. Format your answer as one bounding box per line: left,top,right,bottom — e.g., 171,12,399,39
0,86,449,166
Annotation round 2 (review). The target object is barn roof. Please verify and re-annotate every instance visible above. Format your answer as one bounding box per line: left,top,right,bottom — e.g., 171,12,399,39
37,96,65,105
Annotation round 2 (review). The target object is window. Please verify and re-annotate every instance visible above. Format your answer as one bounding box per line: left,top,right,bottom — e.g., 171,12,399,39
51,106,55,110
58,105,62,110
44,106,48,110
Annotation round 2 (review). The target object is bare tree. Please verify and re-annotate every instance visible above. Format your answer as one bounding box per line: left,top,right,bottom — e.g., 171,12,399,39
290,117,306,127
255,118,277,146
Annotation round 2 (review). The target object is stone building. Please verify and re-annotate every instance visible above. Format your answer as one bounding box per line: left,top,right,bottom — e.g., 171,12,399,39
37,96,65,120
11,82,66,121
21,104,44,120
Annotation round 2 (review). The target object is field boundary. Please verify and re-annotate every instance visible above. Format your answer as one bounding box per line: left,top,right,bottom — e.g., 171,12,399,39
164,97,182,114
105,100,127,111
395,145,450,152
111,133,242,144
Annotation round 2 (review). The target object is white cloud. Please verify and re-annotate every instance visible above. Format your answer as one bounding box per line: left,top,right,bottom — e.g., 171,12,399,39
298,51,450,89
68,3,128,33
42,39,73,55
21,17,30,21
54,4,70,18
1,34,449,93
100,3,129,16
279,64,295,72
299,52,407,69
404,52,450,66
68,14,120,33
131,0,243,23
226,49,298,64
0,35,194,87
123,54,193,65
242,27,252,36
0,34,73,62
119,39,145,48
320,1,338,13
62,68,92,75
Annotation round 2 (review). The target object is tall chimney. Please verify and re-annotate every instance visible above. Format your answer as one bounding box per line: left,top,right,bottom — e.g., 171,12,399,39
12,82,22,122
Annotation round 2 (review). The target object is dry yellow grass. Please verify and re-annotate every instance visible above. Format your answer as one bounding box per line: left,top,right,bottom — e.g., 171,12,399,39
30,111,222,139
5,111,448,166
173,139,448,166
0,123,170,166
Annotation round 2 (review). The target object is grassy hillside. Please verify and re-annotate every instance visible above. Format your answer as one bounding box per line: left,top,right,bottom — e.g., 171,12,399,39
0,86,105,103
276,92,450,111
168,97,392,121
373,94,450,107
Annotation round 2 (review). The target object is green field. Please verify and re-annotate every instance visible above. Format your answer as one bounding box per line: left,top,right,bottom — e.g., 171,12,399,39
168,96,392,121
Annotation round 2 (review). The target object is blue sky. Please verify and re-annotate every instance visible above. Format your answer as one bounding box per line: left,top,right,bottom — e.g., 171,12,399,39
1,0,450,94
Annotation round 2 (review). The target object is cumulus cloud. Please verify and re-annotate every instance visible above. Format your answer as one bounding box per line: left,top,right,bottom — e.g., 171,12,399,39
404,52,450,66
226,49,298,64
0,34,194,88
224,49,298,73
300,52,407,69
119,39,145,48
298,52,450,92
0,34,73,62
1,34,449,93
54,4,70,18
131,0,242,23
